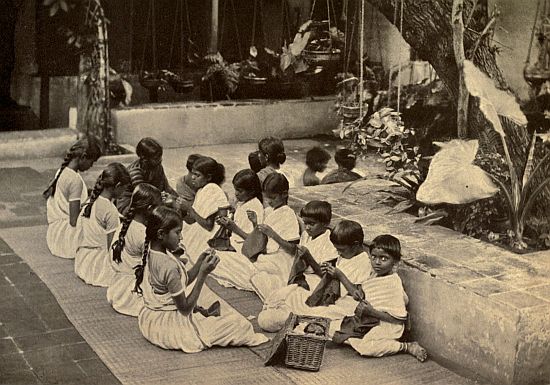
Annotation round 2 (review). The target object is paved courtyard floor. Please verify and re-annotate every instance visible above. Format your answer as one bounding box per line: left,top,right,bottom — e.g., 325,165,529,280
0,138,488,384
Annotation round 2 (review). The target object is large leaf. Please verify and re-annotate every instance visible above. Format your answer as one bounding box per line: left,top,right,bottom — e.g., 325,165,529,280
463,60,528,137
522,131,537,189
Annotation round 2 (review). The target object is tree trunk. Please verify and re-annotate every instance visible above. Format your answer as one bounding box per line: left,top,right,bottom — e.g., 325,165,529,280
367,0,549,218
451,0,468,139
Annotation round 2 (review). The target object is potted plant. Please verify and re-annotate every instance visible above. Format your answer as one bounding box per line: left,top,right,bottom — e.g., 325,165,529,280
263,24,310,98
334,72,370,119
159,70,194,93
303,20,343,65
201,52,240,101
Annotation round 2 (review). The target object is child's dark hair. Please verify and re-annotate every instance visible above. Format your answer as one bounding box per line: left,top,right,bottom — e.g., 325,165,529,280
369,234,402,261
248,151,263,173
186,154,202,172
334,148,357,171
233,169,263,203
306,147,331,172
43,136,102,199
112,183,162,264
300,200,331,224
330,220,364,246
82,163,131,218
136,137,163,160
262,172,289,195
259,137,286,166
134,206,182,294
193,156,225,185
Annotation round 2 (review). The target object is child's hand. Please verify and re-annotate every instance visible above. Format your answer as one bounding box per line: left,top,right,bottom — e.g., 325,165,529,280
356,299,373,315
257,224,276,238
216,216,234,229
350,286,365,302
246,210,258,226
175,196,190,210
320,263,339,277
200,251,219,274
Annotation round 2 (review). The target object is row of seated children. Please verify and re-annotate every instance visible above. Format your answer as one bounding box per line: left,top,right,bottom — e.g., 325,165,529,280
43,135,426,360
303,147,363,186
43,137,267,352
163,157,427,361
249,138,363,188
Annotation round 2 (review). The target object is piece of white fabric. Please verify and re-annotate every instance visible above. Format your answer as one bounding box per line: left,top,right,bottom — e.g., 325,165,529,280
46,168,87,259
75,196,119,287
138,250,268,352
181,183,229,263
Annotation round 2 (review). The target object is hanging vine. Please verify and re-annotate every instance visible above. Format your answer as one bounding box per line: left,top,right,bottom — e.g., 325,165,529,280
45,0,119,154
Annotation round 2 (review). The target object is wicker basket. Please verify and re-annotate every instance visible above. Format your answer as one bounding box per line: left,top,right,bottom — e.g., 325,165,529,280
284,314,330,371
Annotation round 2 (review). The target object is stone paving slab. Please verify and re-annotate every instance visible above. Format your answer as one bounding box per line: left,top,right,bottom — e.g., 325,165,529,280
0,250,120,384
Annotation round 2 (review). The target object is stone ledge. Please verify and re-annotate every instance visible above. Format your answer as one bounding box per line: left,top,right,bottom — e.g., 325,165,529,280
288,181,550,385
112,97,340,148
0,128,77,160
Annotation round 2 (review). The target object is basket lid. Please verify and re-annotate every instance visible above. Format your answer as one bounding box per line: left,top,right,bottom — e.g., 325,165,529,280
264,312,295,367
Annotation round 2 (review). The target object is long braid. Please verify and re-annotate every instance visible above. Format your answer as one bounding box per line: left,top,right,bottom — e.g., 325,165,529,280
42,152,73,199
133,238,150,295
42,136,102,200
111,206,135,264
82,174,104,218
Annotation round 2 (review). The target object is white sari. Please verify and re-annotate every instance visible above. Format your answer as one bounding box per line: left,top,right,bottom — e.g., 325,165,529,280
181,183,229,263
138,250,268,352
46,168,87,259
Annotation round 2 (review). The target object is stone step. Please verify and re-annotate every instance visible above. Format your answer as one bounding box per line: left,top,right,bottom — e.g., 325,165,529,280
0,128,78,161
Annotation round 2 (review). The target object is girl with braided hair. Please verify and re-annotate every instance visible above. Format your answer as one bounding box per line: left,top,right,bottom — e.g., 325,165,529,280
107,183,162,317
75,163,131,287
44,136,101,259
136,206,268,352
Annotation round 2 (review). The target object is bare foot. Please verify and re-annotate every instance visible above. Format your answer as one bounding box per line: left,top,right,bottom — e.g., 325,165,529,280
406,342,428,362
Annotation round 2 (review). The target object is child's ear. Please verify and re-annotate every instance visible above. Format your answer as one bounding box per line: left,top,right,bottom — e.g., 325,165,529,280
157,228,166,240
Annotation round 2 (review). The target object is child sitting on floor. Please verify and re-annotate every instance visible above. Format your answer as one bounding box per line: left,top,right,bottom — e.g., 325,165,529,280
257,220,372,332
303,147,331,186
43,136,102,259
135,206,268,353
75,163,131,287
247,173,300,300
256,137,291,187
251,200,338,298
209,169,265,291
175,153,202,209
180,156,230,263
321,148,362,185
332,234,427,362
117,137,177,214
107,183,162,317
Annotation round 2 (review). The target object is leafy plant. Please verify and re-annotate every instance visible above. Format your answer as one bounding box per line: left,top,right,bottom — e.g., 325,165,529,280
264,21,311,82
202,52,240,99
464,60,550,250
